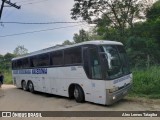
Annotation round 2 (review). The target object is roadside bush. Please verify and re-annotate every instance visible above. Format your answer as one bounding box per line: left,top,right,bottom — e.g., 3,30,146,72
130,66,160,98
2,70,12,84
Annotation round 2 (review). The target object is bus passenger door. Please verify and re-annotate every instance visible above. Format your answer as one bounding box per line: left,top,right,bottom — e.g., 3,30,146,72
87,46,106,104
83,47,93,102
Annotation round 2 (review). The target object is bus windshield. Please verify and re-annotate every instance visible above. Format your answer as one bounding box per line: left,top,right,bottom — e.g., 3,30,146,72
100,45,130,79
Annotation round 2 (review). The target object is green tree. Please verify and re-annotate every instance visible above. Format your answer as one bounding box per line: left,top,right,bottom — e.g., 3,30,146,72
73,29,90,43
71,0,146,42
130,0,160,46
87,28,103,40
125,0,160,67
149,19,160,45
146,0,160,21
4,53,15,61
0,54,4,70
0,54,3,61
0,53,15,70
95,15,123,41
62,40,73,45
13,45,28,56
126,36,160,68
146,0,160,45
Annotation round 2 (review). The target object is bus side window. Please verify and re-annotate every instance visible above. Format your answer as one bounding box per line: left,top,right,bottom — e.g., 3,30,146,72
22,58,29,68
64,47,82,65
12,60,17,69
50,51,63,66
83,47,90,78
17,59,22,69
37,54,50,67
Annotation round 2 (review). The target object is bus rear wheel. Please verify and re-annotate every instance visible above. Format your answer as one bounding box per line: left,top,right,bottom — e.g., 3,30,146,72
28,81,34,93
22,81,27,91
74,85,84,103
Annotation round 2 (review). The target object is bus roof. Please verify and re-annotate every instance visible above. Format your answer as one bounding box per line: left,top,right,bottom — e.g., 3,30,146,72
12,40,123,61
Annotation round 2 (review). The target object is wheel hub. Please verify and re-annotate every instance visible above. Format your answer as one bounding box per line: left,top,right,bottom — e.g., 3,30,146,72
74,88,79,98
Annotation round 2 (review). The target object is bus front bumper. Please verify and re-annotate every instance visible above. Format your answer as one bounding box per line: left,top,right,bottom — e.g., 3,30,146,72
105,84,132,105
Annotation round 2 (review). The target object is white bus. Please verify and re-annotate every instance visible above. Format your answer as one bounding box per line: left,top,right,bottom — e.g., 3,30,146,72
12,40,132,105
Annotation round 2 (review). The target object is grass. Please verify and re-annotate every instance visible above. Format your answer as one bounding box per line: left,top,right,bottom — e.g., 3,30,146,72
3,70,12,84
129,66,160,99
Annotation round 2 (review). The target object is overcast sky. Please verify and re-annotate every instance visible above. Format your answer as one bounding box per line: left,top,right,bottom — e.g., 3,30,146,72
0,0,89,55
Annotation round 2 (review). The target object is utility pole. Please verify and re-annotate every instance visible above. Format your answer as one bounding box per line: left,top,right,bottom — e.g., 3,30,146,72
0,0,5,20
0,0,21,20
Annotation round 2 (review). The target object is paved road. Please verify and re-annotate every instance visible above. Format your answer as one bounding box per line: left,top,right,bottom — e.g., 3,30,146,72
0,85,160,120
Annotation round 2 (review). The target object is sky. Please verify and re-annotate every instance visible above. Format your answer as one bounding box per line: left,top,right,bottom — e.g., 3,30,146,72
0,0,89,55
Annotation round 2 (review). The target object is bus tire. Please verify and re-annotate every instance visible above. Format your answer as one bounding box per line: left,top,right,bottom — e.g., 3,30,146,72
22,81,27,91
74,85,84,103
28,81,34,93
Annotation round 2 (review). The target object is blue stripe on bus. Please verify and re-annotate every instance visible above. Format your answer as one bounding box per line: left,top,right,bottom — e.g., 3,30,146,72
13,68,47,74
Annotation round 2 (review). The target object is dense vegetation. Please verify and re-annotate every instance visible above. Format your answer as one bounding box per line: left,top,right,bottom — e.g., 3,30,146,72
0,46,28,84
131,66,160,98
0,0,159,98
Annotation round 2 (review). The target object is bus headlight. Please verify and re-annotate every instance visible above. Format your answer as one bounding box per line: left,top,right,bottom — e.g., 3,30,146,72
113,96,116,100
109,87,119,93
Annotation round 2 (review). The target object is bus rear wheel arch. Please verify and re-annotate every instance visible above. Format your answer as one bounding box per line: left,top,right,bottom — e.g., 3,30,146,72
69,84,85,103
27,81,34,93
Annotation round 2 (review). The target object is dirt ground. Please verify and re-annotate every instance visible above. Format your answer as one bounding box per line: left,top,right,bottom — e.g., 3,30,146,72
0,84,160,120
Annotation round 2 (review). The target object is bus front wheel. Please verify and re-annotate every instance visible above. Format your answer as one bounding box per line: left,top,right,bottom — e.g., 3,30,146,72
22,81,27,91
74,85,84,103
28,81,34,93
